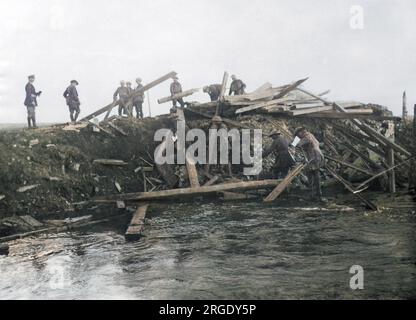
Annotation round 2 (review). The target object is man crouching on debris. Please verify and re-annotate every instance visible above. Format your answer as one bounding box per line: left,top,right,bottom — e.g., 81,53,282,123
263,130,295,179
170,76,185,109
229,75,246,95
203,84,222,101
24,75,42,129
294,127,325,202
113,81,130,116
63,80,81,122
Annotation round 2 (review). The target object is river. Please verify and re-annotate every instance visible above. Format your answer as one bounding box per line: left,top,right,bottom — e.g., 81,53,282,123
0,202,415,299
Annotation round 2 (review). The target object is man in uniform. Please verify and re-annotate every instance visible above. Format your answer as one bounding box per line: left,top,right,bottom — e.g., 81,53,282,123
229,75,246,96
170,76,185,108
294,127,325,201
204,116,233,178
113,81,130,116
203,84,222,101
63,80,81,122
133,77,144,119
263,130,295,178
24,75,42,129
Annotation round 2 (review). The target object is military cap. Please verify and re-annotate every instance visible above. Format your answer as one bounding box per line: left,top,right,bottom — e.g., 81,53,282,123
136,77,142,83
70,80,79,85
28,75,35,79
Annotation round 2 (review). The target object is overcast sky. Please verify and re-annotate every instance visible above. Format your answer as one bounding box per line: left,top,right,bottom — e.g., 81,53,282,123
0,0,415,123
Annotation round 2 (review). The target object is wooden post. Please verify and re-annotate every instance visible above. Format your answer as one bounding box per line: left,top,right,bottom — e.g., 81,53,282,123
175,109,200,188
402,91,407,122
215,72,229,116
388,148,396,194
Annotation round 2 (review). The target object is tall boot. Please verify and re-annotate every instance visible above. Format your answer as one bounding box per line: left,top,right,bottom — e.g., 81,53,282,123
27,117,32,129
74,111,80,122
70,112,74,122
32,115,37,129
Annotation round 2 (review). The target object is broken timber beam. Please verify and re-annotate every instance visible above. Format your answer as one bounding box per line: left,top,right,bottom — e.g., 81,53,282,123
94,179,282,202
325,165,378,211
125,203,149,241
215,71,229,116
80,71,177,121
325,155,373,176
355,157,414,190
175,108,200,187
297,87,411,157
158,88,200,104
264,163,306,202
93,159,128,166
107,121,128,136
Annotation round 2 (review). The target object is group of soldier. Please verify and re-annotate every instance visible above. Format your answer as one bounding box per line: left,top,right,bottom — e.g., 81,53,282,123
24,73,324,201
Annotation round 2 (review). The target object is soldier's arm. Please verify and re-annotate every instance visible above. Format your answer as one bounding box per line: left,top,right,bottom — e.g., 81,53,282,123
113,88,119,101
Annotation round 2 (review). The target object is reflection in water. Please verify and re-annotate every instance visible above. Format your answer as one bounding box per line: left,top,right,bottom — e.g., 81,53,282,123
0,202,415,299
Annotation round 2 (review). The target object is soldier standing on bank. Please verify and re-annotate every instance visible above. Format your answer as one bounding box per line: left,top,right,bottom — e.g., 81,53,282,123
203,84,222,102
263,130,295,179
113,81,129,116
24,75,42,129
170,76,185,109
63,80,81,122
133,77,144,119
229,75,246,96
294,127,326,202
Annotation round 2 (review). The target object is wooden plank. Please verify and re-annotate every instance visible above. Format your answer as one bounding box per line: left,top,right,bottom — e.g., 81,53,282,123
125,203,149,241
80,71,177,121
388,148,396,194
325,155,373,176
355,157,413,190
263,164,306,202
325,165,378,211
234,78,308,114
333,102,411,157
175,108,200,188
289,105,334,116
19,215,43,228
94,179,282,202
107,122,128,136
93,159,128,166
158,88,199,104
89,122,116,137
304,113,399,121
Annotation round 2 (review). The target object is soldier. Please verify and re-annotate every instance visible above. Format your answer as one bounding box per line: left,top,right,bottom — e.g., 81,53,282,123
113,81,130,116
133,77,144,119
63,80,81,122
204,116,233,178
294,127,325,201
263,130,295,178
203,84,222,101
24,75,42,129
170,76,185,108
125,81,134,116
229,75,246,96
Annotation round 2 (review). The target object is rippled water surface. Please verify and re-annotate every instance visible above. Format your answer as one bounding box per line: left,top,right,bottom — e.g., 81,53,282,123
1,203,415,299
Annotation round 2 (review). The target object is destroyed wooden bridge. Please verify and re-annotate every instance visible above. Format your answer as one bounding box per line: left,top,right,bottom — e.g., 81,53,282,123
1,70,413,246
